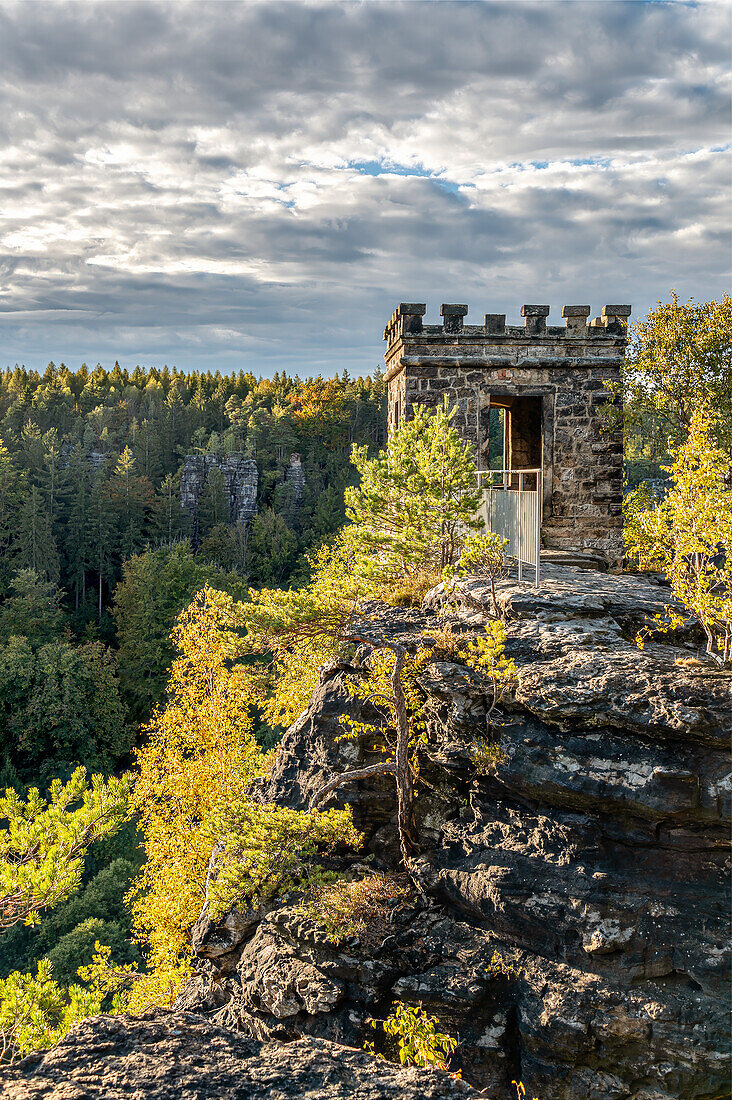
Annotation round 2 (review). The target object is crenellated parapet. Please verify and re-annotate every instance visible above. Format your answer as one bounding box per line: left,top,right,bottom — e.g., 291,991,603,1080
383,302,631,347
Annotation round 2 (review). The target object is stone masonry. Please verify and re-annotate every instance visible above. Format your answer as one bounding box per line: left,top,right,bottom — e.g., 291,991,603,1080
384,303,630,565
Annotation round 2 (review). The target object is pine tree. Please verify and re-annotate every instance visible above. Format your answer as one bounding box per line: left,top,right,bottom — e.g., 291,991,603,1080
64,447,94,611
87,471,116,620
346,398,483,580
18,486,59,581
0,444,24,591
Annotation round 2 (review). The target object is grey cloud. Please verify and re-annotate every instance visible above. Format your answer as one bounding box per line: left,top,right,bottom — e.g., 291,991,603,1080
0,0,729,375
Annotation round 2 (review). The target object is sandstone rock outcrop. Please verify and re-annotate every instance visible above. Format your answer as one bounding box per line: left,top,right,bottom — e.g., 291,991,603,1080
178,565,731,1099
0,1010,470,1098
285,452,305,506
180,453,258,527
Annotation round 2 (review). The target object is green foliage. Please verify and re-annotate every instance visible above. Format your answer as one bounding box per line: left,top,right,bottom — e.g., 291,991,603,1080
0,768,131,931
339,647,429,761
0,943,138,1064
443,530,509,619
0,363,386,626
469,739,506,775
0,570,64,647
346,398,482,582
605,292,732,471
128,586,359,1008
459,620,517,721
0,958,101,1063
244,534,368,727
624,410,732,664
0,855,140,982
367,1001,457,1070
0,635,129,782
43,917,138,987
207,801,361,921
198,522,248,574
243,407,484,727
246,507,298,584
112,542,247,724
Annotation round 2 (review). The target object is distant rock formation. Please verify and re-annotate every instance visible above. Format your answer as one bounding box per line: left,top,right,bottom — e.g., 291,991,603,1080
285,452,305,506
180,453,258,527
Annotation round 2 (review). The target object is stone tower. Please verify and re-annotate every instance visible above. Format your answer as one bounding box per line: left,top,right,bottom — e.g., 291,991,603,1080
383,302,630,566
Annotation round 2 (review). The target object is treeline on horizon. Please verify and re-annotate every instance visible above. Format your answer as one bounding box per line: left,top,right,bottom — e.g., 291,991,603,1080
0,360,387,605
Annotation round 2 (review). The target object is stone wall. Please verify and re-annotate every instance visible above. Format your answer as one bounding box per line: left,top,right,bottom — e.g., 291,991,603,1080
384,303,629,566
180,453,258,528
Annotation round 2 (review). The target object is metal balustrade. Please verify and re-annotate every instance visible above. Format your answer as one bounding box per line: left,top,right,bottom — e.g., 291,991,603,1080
476,468,542,587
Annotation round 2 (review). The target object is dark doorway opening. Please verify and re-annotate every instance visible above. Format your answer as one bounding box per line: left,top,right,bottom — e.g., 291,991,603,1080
509,396,542,470
481,395,542,488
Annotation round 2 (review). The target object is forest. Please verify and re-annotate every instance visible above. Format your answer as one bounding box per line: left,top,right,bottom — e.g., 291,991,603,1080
0,363,385,991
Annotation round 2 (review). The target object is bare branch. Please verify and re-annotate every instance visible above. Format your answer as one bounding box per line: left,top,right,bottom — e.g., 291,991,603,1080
309,760,394,809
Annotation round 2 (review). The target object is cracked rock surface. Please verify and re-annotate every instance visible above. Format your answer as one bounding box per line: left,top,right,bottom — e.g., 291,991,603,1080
178,566,730,1098
5,566,727,1099
0,1010,471,1098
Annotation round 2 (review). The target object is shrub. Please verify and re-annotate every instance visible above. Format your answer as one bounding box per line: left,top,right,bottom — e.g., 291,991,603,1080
367,1001,457,1070
302,873,410,947
43,917,138,987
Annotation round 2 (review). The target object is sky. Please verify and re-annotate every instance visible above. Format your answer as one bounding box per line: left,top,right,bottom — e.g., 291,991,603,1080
0,0,730,378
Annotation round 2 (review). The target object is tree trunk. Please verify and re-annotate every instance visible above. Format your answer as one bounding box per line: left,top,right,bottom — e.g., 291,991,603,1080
391,646,418,864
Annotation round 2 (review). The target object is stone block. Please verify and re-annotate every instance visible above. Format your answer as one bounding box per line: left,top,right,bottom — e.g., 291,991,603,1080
441,303,468,334
562,305,590,336
521,304,550,335
484,313,506,335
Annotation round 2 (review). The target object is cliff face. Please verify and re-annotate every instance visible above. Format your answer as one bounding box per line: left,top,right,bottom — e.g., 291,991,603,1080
180,453,258,526
178,565,731,1099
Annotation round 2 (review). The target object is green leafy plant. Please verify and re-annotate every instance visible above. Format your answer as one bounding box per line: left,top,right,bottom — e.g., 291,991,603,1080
624,410,732,664
0,769,130,931
603,292,732,458
443,531,509,619
346,397,483,582
206,801,361,921
460,620,518,722
0,942,139,1065
367,1001,457,1070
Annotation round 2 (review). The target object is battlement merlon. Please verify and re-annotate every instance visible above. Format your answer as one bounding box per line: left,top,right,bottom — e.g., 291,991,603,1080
383,302,631,353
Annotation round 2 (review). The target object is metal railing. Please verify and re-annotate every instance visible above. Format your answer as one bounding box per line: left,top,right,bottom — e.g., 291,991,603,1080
476,468,542,586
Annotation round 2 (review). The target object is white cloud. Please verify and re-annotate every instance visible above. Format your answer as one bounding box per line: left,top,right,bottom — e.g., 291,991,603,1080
0,0,729,374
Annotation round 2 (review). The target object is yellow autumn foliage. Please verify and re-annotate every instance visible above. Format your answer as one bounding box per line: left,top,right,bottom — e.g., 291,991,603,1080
127,585,359,1009
128,586,260,998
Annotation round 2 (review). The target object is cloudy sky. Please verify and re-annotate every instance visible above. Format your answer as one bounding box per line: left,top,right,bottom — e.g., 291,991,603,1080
0,1,729,377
